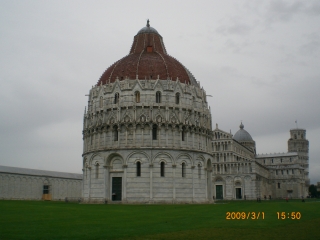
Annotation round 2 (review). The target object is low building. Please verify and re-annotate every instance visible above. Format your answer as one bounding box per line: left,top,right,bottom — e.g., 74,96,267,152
0,165,82,201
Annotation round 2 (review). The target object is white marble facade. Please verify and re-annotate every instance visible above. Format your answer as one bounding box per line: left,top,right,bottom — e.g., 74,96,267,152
82,23,310,203
82,79,213,203
82,80,309,203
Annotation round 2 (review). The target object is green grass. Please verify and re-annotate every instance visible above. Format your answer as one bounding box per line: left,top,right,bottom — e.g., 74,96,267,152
0,199,319,240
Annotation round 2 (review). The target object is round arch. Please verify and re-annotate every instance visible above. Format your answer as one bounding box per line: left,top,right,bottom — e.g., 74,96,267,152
152,151,174,165
126,151,150,165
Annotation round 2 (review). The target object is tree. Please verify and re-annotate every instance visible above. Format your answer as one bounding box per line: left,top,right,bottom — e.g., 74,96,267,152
308,184,318,198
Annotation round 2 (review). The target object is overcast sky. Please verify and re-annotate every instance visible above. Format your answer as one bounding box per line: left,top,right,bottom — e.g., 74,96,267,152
0,0,319,184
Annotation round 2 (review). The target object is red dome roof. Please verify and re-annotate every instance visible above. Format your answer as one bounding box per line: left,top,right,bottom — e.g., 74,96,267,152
97,22,196,85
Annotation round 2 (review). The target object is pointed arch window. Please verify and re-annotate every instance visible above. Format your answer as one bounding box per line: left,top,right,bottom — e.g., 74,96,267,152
156,91,161,103
152,124,157,140
135,91,140,103
175,92,180,104
160,162,165,177
136,161,141,177
182,162,186,177
114,93,119,104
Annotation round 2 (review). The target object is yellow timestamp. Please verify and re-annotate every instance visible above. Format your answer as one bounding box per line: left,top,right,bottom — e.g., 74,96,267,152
226,212,265,220
276,212,301,220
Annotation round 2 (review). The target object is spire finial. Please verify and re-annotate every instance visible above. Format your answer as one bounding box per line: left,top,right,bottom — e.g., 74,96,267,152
147,19,150,27
240,121,244,129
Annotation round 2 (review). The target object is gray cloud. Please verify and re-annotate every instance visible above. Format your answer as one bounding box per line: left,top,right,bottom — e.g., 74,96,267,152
0,0,319,184
266,0,320,23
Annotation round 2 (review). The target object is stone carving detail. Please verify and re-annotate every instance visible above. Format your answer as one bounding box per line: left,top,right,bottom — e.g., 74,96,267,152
170,109,179,124
122,109,132,123
184,111,191,125
226,176,232,183
244,176,252,181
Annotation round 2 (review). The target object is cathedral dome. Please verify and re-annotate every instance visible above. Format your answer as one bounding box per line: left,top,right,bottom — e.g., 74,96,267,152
233,122,254,142
97,20,197,86
137,25,159,35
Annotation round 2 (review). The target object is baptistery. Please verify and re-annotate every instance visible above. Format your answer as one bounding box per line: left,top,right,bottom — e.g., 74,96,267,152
82,21,213,203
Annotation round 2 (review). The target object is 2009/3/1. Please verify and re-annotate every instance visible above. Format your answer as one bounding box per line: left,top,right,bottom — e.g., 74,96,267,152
226,212,265,220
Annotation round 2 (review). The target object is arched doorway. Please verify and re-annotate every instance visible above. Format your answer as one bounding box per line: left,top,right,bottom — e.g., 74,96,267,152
106,154,125,202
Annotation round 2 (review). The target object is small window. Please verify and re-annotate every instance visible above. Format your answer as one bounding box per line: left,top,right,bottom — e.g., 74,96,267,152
292,169,294,174
135,91,140,103
287,170,289,175
281,170,283,175
160,162,165,177
278,183,281,189
114,93,119,104
99,97,103,108
271,159,273,163
281,158,282,163
43,185,49,194
95,164,99,179
156,91,161,103
136,162,141,177
276,170,278,175
147,46,153,52
182,128,185,141
182,163,186,177
114,126,118,141
175,93,180,104
290,158,292,162
198,164,201,179
152,124,157,140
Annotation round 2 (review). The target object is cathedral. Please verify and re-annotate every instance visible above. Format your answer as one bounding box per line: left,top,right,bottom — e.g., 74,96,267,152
81,21,310,203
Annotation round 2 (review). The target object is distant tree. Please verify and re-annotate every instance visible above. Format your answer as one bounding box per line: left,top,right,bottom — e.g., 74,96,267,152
309,184,318,198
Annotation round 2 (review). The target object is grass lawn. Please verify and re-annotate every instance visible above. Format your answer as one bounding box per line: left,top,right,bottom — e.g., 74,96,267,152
0,199,319,240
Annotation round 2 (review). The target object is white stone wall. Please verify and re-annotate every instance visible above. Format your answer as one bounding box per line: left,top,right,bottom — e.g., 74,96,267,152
82,149,212,203
0,173,82,200
82,78,213,204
